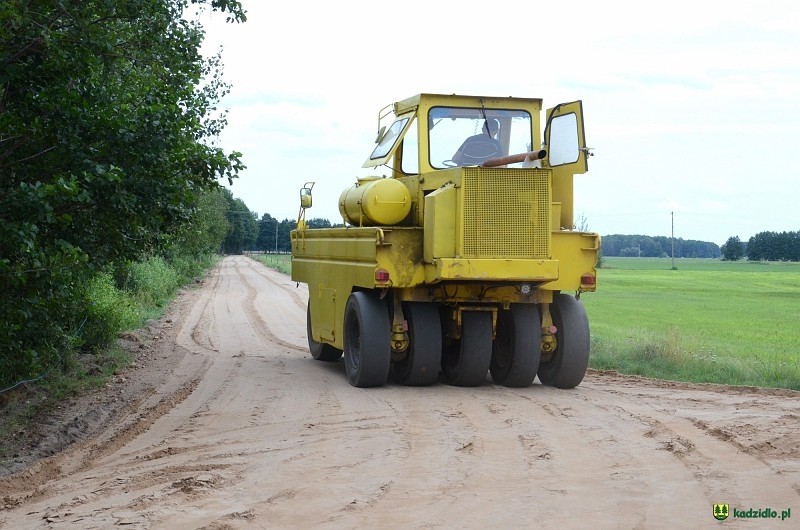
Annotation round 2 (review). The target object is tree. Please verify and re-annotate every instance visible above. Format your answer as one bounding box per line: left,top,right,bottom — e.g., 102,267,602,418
256,213,274,252
0,1,246,386
221,190,258,254
307,218,334,229
169,188,230,257
720,236,744,261
747,231,800,261
277,219,294,253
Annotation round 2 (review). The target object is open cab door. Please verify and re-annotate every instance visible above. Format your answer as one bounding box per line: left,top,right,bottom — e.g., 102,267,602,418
545,101,589,175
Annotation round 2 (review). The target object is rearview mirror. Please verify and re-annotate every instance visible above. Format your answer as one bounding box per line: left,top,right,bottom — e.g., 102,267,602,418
300,187,312,209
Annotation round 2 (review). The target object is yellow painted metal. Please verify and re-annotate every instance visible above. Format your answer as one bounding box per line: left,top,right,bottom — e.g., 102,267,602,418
542,231,601,291
551,202,562,230
339,177,412,226
423,183,456,261
292,227,424,349
424,258,559,284
292,93,600,353
460,167,550,258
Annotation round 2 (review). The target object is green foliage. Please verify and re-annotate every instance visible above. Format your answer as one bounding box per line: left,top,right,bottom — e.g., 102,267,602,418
0,1,244,388
255,214,295,252
169,188,230,257
746,231,800,261
720,236,745,261
78,272,139,352
221,189,258,254
126,257,180,309
306,217,333,229
256,213,278,251
584,257,800,390
170,252,219,284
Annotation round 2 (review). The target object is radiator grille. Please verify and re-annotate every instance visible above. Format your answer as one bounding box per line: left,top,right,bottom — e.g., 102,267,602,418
461,168,551,258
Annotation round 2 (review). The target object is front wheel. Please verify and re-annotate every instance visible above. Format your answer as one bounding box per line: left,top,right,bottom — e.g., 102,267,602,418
537,295,590,389
343,291,391,387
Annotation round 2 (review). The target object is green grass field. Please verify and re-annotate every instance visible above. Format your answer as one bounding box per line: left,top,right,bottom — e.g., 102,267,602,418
253,254,800,390
584,257,800,390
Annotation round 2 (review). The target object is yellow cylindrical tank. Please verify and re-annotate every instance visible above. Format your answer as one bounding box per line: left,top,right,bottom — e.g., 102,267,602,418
339,177,412,226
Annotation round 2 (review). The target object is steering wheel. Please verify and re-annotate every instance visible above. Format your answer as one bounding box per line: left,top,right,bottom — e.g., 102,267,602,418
442,159,458,167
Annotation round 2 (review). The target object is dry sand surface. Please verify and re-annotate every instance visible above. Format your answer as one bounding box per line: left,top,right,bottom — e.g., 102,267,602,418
1,255,798,529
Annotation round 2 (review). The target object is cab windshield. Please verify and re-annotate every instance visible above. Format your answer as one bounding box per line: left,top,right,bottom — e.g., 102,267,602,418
428,107,532,168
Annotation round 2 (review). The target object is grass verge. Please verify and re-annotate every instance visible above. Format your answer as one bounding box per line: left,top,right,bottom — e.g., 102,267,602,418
251,253,291,275
585,257,800,390
0,253,219,468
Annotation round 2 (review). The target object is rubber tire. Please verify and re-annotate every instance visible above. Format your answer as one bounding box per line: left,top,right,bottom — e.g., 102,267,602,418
391,302,442,386
490,304,542,387
343,291,391,387
442,311,492,387
307,302,342,362
537,294,590,389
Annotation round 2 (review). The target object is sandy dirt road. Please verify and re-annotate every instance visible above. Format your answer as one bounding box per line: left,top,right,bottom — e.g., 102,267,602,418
1,255,799,529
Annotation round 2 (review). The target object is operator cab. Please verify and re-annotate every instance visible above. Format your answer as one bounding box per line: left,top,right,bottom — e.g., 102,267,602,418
363,94,588,177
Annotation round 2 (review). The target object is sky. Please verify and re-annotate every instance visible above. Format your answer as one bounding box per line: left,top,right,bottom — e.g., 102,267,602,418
196,0,799,246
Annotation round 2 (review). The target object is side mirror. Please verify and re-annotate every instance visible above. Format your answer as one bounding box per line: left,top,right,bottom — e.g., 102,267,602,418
300,188,312,209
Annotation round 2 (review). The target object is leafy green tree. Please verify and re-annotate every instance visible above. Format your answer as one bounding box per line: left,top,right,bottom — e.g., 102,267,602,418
720,236,744,261
169,188,230,257
307,218,333,229
256,213,278,252
747,231,800,261
0,0,245,386
221,189,258,254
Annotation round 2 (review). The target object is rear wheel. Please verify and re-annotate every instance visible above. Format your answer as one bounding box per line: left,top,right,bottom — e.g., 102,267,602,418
490,304,541,387
343,291,391,387
442,311,492,387
537,294,590,389
306,302,342,362
392,302,441,386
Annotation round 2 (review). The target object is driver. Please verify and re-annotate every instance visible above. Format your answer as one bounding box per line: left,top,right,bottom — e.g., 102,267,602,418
451,119,503,165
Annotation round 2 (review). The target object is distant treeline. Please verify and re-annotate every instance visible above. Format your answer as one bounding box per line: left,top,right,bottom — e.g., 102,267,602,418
223,215,340,255
232,213,799,263
601,235,721,258
722,231,800,261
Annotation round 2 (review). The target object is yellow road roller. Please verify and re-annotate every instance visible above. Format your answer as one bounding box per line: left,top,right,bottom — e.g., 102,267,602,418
292,93,599,388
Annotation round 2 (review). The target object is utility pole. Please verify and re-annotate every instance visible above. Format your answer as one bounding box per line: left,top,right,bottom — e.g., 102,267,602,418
671,211,676,270
275,222,278,253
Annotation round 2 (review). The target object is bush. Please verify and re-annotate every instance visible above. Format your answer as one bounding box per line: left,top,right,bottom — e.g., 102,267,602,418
77,272,139,352
169,253,217,284
126,256,180,309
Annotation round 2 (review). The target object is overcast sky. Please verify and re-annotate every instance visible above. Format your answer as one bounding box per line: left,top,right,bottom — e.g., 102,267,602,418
198,0,799,246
